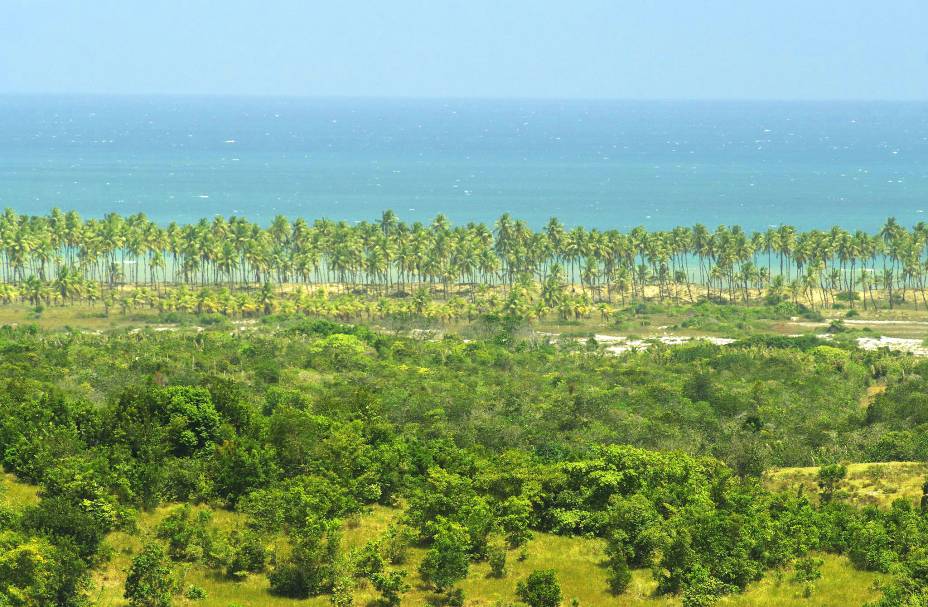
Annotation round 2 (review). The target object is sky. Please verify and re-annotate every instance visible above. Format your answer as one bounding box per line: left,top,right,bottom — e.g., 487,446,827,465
1,0,926,100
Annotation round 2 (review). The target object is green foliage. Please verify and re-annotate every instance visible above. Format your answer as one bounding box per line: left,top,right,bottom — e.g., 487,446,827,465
818,464,848,503
0,533,55,606
308,334,369,370
183,584,207,600
488,539,508,578
605,493,663,567
792,556,824,584
498,496,534,548
268,517,341,598
330,572,355,607
1,312,928,606
516,569,562,607
381,523,414,565
866,549,928,607
418,518,471,591
371,569,408,607
681,565,732,607
155,504,214,562
604,535,632,594
160,386,223,456
124,542,174,607
212,528,268,579
352,538,385,580
443,587,465,607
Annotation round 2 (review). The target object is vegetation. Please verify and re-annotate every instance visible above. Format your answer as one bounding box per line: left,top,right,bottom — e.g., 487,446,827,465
2,218,928,605
764,462,928,508
124,542,174,607
3,210,928,324
517,570,562,607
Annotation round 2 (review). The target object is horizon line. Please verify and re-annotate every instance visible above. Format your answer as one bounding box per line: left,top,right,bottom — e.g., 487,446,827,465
0,92,926,104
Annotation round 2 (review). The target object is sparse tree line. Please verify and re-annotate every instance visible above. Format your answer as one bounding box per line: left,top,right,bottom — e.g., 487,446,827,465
2,208,928,314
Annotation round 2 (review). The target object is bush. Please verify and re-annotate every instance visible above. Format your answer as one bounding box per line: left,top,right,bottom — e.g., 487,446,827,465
488,541,507,578
836,291,860,302
184,584,207,600
817,464,847,503
605,537,632,594
155,504,214,562
124,542,174,607
220,528,268,579
792,556,823,584
444,587,465,607
331,572,355,607
353,538,385,580
371,569,408,607
382,524,414,565
498,496,534,548
269,518,341,598
419,519,471,591
516,569,562,607
308,334,369,370
681,565,732,607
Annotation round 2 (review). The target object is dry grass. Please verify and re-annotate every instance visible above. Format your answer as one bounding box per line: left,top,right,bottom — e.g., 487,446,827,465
859,384,887,409
765,461,928,508
0,303,142,331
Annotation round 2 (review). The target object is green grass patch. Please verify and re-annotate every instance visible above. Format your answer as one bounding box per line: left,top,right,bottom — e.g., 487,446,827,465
0,471,40,509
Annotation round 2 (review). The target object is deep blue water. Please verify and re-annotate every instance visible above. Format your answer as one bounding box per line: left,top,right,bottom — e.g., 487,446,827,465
0,96,926,231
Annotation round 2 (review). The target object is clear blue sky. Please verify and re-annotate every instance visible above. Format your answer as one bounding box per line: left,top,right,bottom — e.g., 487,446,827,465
1,0,926,100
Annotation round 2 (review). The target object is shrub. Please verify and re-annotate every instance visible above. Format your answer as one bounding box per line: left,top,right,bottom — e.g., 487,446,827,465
220,528,268,579
419,518,471,591
124,542,174,607
382,524,414,565
516,569,562,607
681,565,732,607
371,569,408,607
605,536,632,594
817,464,847,503
488,541,507,578
184,584,207,600
353,538,385,580
498,496,534,548
156,504,214,562
269,518,341,598
792,556,823,584
331,573,355,607
444,587,465,607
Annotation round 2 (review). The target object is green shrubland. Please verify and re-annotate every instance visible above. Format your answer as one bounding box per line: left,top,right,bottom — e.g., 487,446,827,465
0,318,926,606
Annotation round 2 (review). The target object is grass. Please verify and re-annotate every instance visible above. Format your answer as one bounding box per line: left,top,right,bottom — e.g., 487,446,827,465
859,384,887,409
765,461,928,508
723,555,883,607
88,503,884,607
6,296,928,340
0,471,40,508
0,469,888,606
0,303,137,331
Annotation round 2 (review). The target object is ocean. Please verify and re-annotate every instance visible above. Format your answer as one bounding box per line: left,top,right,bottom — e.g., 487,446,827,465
0,96,926,231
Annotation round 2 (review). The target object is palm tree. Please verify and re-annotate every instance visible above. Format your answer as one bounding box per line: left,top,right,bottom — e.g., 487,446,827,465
0,207,924,317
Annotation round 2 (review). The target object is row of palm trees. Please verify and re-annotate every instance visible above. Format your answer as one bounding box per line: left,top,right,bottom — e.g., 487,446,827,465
0,208,925,311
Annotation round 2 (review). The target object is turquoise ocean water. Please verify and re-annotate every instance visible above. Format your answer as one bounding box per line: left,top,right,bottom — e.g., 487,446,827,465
0,96,926,231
